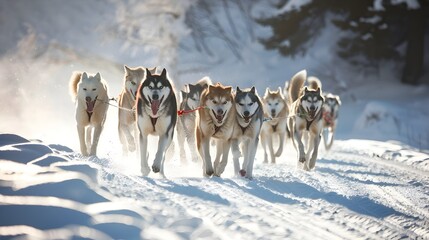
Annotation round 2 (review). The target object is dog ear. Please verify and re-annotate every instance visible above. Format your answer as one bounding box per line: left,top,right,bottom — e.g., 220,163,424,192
124,65,131,73
188,84,196,91
264,87,270,97
225,86,232,93
94,72,101,81
315,87,321,94
236,86,242,93
81,72,88,80
146,68,152,78
161,68,167,79
336,95,342,105
181,90,187,99
251,86,256,94
304,86,309,93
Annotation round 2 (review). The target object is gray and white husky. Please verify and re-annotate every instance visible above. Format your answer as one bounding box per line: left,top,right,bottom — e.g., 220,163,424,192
118,66,157,156
260,87,289,164
322,93,341,150
69,72,109,156
288,70,325,171
231,87,264,179
176,77,212,163
136,68,177,176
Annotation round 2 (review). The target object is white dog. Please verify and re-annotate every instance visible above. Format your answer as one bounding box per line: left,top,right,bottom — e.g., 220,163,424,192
69,72,109,156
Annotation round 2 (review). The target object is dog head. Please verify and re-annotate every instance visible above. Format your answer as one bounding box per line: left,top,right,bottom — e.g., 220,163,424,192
78,72,105,113
323,93,341,117
123,65,147,100
203,83,233,126
235,86,260,123
141,68,172,116
185,83,207,110
263,87,286,118
300,87,324,119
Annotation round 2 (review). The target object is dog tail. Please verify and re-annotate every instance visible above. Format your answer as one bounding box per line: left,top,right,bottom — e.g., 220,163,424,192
288,70,307,103
69,71,82,101
196,76,212,89
308,76,322,91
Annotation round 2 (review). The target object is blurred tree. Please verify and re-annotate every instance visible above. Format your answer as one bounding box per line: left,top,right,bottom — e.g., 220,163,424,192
257,0,429,85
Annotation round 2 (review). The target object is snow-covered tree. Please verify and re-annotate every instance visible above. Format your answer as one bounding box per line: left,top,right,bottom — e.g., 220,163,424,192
257,0,428,85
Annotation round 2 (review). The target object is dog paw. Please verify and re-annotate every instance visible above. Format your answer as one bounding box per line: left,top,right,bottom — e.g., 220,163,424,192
299,156,306,163
204,170,214,177
239,169,246,177
152,165,160,173
141,167,150,176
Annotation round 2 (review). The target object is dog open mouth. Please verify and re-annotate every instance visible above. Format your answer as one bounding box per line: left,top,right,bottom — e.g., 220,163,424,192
212,110,226,124
306,107,318,119
150,96,164,115
86,96,97,113
243,115,251,123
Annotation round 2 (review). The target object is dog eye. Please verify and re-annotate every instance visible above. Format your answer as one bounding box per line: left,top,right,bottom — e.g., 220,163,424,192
92,88,96,91
223,101,228,105
212,100,217,104
83,88,87,91
275,102,278,106
149,86,153,89
131,81,136,85
159,86,164,89
238,103,244,106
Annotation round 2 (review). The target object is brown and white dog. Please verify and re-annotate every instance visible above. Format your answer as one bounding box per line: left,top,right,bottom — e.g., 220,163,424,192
321,93,341,150
118,66,156,156
288,70,325,171
69,72,109,156
196,83,235,177
260,87,289,164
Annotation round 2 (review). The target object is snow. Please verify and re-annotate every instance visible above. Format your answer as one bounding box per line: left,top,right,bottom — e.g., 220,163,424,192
1,1,429,239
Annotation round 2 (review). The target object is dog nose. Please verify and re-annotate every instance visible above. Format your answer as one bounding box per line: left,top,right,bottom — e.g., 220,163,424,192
271,109,276,115
86,97,91,102
310,105,316,111
152,94,159,100
244,111,250,117
217,109,224,115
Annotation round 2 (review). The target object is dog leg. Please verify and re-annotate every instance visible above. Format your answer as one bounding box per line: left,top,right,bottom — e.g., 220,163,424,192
90,124,103,156
213,139,222,173
139,133,150,176
267,133,276,164
275,132,284,157
152,129,173,174
245,137,259,179
294,129,306,163
77,125,88,156
309,134,321,170
215,139,231,177
85,126,92,153
231,139,241,176
176,122,187,163
118,124,128,155
202,137,214,177
187,131,199,163
260,133,268,163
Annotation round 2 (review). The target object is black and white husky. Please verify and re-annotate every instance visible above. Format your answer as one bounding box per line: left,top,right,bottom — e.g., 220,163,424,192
231,87,264,179
176,77,211,163
288,70,325,171
136,68,177,176
322,93,341,150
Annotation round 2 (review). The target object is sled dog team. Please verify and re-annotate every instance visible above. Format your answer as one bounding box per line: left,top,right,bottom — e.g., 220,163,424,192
69,67,341,178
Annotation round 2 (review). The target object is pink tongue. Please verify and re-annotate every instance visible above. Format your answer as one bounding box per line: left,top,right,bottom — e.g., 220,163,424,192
151,100,160,115
86,99,95,112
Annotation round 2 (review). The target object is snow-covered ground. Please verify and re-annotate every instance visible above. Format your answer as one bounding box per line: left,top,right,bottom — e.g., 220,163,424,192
1,133,428,239
1,1,429,239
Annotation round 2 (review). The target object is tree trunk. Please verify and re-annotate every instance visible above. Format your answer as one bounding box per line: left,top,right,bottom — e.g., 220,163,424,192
401,3,425,85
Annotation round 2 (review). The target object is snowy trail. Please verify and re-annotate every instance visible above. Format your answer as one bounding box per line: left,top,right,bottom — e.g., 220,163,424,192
87,140,429,239
1,133,428,239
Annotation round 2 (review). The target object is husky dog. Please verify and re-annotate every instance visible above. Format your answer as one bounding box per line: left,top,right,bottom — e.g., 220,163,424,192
118,66,156,156
136,68,177,176
288,70,324,171
260,87,289,164
231,87,264,179
69,72,109,156
177,77,212,163
196,83,235,177
322,93,341,150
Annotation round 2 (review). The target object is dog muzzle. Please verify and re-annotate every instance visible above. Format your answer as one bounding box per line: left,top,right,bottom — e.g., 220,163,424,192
86,96,97,113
